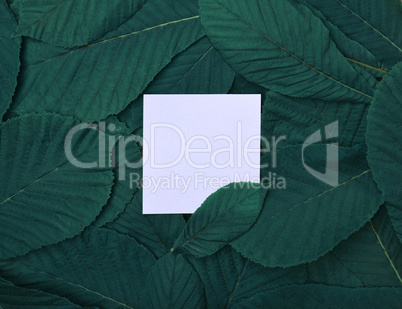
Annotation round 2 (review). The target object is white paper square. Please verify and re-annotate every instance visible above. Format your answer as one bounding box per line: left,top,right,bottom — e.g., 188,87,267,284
143,94,261,214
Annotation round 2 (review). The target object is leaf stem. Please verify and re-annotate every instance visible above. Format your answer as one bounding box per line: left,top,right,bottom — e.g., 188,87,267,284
344,57,388,74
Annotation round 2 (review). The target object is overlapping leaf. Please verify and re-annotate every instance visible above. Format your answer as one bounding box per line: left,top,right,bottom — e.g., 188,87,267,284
228,74,267,98
140,254,206,308
366,61,402,243
0,113,114,259
145,36,235,95
172,182,267,258
118,97,143,135
9,0,204,121
200,0,374,103
0,0,21,123
189,246,307,308
106,190,186,258
0,0,401,307
0,227,155,308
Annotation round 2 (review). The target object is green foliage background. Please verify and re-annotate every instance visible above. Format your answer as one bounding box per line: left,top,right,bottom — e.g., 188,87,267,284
0,0,401,307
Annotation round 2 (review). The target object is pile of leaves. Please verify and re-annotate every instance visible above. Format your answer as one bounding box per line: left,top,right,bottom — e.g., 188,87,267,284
0,0,401,307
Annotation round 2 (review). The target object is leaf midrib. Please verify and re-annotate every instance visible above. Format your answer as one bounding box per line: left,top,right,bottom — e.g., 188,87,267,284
168,44,214,92
225,260,248,309
0,150,108,206
145,216,167,250
0,166,60,206
336,0,402,54
272,169,372,218
25,15,200,68
172,187,262,251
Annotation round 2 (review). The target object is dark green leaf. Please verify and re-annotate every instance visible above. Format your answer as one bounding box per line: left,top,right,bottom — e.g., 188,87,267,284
233,284,402,308
9,0,204,121
388,205,402,244
228,74,267,98
232,144,383,267
12,0,147,48
145,36,235,95
140,253,206,309
366,61,402,243
106,190,186,258
0,113,114,259
0,227,156,308
172,182,267,258
200,0,374,103
296,0,386,80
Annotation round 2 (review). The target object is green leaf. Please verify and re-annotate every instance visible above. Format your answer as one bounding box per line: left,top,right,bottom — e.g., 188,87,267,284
228,74,267,98
145,36,235,95
172,182,267,258
262,92,369,148
301,0,402,68
0,276,80,308
0,113,114,259
118,36,235,132
307,206,402,287
140,253,205,308
188,246,307,308
9,0,204,121
296,0,386,80
106,190,186,258
232,144,383,267
366,61,402,243
12,0,147,48
199,0,374,103
233,284,402,308
0,0,21,123
0,227,156,309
